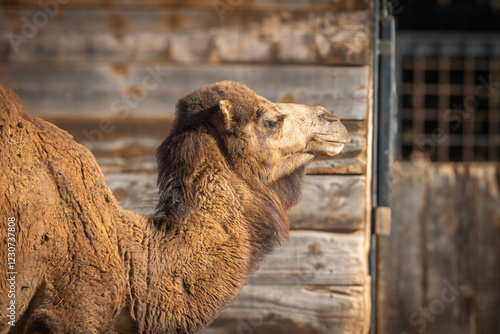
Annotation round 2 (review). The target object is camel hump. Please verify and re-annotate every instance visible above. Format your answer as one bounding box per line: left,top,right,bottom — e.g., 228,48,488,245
0,83,25,118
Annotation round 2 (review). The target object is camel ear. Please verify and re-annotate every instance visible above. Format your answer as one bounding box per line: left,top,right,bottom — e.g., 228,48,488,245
219,100,233,131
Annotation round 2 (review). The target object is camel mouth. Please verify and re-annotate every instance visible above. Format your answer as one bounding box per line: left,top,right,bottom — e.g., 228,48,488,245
312,133,351,144
317,141,345,157
305,134,348,157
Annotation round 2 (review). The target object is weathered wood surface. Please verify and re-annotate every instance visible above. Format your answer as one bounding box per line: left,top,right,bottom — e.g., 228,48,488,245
106,173,366,232
2,0,370,10
376,162,426,334
474,165,500,334
250,230,367,285
0,9,370,67
205,282,371,334
424,165,472,334
0,65,370,120
0,9,370,65
378,162,500,334
289,175,366,231
43,115,366,175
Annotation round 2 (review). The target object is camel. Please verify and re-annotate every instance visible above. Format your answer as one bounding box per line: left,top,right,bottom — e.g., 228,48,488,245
0,81,350,334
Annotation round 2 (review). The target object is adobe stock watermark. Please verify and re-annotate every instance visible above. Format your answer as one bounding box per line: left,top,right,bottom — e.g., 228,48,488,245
235,309,265,334
7,0,70,54
212,0,242,22
234,289,288,334
399,276,466,334
80,65,169,150
6,217,17,327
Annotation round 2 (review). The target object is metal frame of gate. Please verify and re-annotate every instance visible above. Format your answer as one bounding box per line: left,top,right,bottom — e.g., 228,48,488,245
370,0,397,332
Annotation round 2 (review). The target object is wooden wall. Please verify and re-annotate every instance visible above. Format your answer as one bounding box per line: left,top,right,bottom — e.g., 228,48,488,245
378,162,500,334
0,1,374,332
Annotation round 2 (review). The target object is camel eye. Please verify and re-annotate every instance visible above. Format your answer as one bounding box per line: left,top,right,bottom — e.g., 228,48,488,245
261,115,284,130
266,120,279,129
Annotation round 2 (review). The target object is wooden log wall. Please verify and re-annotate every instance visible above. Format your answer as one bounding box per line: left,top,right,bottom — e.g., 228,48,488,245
0,1,374,333
378,162,500,334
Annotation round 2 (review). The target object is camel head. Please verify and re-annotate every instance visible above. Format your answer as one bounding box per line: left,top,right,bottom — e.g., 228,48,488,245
249,95,351,162
163,81,350,188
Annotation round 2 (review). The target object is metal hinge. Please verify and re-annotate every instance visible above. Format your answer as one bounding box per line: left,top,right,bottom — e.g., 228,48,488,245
374,206,391,236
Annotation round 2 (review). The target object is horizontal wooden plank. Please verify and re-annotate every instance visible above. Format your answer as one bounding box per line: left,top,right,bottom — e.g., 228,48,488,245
46,115,168,174
2,0,369,9
105,173,159,213
105,173,365,231
43,116,366,175
45,115,172,142
205,282,370,334
0,65,369,120
289,175,366,231
0,9,370,65
251,230,367,285
1,1,370,12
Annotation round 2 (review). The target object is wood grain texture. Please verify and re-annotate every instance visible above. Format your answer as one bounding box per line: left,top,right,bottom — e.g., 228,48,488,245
105,173,159,214
376,162,432,334
378,162,500,334
205,282,371,334
0,9,370,65
289,175,366,231
0,65,370,120
1,0,370,10
251,230,367,285
424,164,471,334
45,115,171,174
472,164,500,334
105,173,366,232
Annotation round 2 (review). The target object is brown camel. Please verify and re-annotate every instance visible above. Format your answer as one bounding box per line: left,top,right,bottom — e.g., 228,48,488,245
0,81,350,333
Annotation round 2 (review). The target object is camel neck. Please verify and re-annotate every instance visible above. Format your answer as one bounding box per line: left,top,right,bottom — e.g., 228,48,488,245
118,197,255,333
118,130,289,333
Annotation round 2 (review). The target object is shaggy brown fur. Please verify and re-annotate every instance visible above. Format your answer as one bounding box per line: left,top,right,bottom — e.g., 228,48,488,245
0,81,350,334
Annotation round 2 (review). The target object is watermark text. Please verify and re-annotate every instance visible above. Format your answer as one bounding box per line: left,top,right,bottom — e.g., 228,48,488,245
6,217,17,326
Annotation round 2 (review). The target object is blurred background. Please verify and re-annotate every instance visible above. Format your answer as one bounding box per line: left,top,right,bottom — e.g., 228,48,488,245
0,0,499,333
395,0,500,162
379,1,500,334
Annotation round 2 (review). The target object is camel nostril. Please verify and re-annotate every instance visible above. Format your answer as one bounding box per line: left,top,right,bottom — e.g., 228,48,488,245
320,111,340,122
